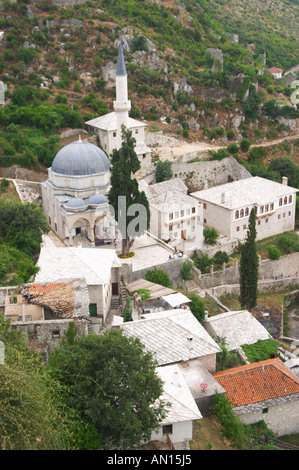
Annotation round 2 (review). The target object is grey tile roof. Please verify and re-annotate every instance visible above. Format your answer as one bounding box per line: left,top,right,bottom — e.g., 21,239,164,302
204,310,271,351
120,309,221,366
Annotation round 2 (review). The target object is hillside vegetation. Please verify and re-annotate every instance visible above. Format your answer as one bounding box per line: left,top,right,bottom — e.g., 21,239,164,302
0,0,298,173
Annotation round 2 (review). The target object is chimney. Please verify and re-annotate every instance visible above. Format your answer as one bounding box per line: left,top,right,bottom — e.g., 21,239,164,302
282,176,288,186
203,180,208,189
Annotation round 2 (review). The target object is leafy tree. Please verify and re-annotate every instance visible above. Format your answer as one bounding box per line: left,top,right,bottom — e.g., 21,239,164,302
145,267,172,288
269,158,299,188
123,295,133,322
0,315,100,450
179,261,194,281
239,138,251,152
155,159,173,183
203,227,219,244
188,292,206,323
47,329,166,449
108,126,150,256
239,208,259,311
267,245,281,260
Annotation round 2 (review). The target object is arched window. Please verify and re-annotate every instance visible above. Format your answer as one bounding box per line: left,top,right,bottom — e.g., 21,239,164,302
235,210,239,219
240,209,244,218
279,198,282,206
284,196,287,205
245,207,249,216
289,195,292,203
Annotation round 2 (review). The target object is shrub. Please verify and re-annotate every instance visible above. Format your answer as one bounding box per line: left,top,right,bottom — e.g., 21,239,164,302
239,139,251,152
227,143,239,154
188,292,206,323
179,261,194,281
267,245,281,260
203,227,219,244
242,339,280,363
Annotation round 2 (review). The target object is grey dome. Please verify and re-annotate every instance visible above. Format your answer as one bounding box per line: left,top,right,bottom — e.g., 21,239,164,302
64,197,87,210
51,141,110,176
88,194,108,205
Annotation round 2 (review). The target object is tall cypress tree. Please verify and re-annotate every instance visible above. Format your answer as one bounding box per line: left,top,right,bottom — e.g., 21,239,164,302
108,125,150,256
239,208,259,311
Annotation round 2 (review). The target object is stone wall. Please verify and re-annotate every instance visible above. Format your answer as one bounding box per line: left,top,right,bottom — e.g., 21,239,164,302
235,393,299,436
172,157,252,191
196,252,299,289
12,318,88,355
122,257,186,288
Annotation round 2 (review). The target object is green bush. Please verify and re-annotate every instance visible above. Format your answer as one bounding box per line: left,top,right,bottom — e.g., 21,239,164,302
267,245,281,260
239,139,251,152
203,227,219,244
242,339,280,363
227,143,239,154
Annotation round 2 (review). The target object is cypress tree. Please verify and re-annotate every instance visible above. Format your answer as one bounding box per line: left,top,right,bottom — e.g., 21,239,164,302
108,125,150,256
239,208,259,311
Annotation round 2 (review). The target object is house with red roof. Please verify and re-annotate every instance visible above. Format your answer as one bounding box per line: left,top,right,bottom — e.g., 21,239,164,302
267,66,283,79
213,358,299,436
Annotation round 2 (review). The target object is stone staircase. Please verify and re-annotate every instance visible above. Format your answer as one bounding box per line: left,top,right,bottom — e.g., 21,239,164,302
185,280,205,298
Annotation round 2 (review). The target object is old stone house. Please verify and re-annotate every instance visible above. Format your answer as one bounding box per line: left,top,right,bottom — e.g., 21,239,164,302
191,176,298,241
35,246,122,325
213,358,299,436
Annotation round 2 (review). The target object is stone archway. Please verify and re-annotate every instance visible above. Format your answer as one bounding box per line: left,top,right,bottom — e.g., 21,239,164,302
69,216,94,245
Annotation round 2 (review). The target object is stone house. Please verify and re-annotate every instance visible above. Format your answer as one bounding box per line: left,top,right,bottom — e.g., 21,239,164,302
213,358,299,436
191,176,298,242
139,178,203,249
34,246,122,324
203,310,271,352
266,67,283,79
150,364,202,447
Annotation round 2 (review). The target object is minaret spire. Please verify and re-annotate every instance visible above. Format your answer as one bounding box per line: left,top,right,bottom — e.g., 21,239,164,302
113,43,131,147
116,44,127,77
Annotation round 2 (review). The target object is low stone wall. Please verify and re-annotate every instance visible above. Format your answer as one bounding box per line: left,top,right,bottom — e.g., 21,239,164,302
209,277,299,298
197,253,299,289
122,257,187,287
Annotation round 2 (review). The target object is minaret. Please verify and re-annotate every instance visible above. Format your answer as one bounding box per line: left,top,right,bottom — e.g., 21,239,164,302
113,44,131,148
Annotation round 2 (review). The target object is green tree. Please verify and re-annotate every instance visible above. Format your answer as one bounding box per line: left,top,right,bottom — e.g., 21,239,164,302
179,261,194,281
155,159,173,183
123,295,133,322
108,126,150,256
188,292,206,323
145,267,172,288
203,227,219,244
47,329,166,449
239,208,259,311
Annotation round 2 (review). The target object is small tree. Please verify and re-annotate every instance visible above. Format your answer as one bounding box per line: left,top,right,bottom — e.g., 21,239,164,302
188,292,206,323
239,208,259,311
145,267,172,288
203,227,219,244
155,159,173,183
179,261,194,282
123,295,133,322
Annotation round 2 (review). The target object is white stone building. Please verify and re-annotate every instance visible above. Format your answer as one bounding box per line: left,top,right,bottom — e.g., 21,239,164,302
266,67,283,79
139,178,203,248
191,176,298,241
35,246,122,324
150,364,202,446
41,137,116,245
85,45,151,169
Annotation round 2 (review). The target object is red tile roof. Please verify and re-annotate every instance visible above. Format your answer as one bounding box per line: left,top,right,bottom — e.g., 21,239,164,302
267,67,283,73
212,358,299,407
24,282,66,297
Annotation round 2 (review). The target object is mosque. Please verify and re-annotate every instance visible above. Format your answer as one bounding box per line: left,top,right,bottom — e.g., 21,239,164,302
41,44,151,246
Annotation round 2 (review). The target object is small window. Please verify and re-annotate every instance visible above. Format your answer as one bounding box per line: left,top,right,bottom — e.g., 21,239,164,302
169,213,173,220
284,196,287,205
240,209,244,218
243,224,246,230
258,220,261,225
278,214,281,219
283,212,286,218
169,224,173,231
236,226,240,232
135,129,138,134
52,330,60,339
245,207,249,216
235,210,239,219
288,211,291,216
163,424,173,435
289,195,292,203
270,203,274,211
265,204,269,212
204,218,207,224
265,218,268,223
279,198,282,206
262,407,268,414
260,206,264,214
143,154,146,159
203,203,207,210
113,132,117,137
192,207,196,214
